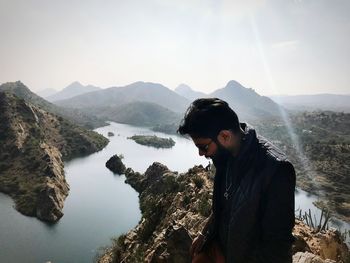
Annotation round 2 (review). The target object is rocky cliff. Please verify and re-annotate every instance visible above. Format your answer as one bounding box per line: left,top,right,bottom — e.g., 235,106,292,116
0,92,109,222
98,163,349,263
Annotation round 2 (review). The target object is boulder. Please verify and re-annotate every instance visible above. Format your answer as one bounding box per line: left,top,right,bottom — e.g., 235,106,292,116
293,252,336,263
106,154,126,174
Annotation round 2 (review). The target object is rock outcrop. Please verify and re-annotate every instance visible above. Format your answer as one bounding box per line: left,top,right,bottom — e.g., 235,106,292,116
106,155,126,175
293,219,349,262
98,163,349,263
0,91,108,222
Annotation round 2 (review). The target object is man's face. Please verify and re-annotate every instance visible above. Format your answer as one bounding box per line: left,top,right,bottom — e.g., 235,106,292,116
191,136,232,165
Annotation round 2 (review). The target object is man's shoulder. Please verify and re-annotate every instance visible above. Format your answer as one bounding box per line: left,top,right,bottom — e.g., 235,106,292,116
257,135,288,163
255,135,296,192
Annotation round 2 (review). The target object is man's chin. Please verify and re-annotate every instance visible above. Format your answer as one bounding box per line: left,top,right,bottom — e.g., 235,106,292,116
211,154,230,166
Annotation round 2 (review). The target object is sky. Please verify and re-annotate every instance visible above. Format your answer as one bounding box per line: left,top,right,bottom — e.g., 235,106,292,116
0,0,349,95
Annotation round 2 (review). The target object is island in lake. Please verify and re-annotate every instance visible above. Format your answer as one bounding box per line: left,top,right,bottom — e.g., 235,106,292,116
127,135,175,149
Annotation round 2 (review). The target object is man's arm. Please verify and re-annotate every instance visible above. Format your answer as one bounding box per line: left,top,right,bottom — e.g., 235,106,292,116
256,161,296,263
190,213,215,257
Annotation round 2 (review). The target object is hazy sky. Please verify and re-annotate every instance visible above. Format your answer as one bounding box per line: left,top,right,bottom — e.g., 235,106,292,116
0,0,349,95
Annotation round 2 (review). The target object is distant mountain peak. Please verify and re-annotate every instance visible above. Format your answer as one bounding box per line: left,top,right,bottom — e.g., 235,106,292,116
175,83,192,92
174,83,207,101
225,80,245,89
70,81,82,86
47,81,101,102
210,80,281,121
64,81,84,90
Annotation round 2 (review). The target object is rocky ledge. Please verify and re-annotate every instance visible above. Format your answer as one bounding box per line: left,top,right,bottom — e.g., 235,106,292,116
98,163,349,263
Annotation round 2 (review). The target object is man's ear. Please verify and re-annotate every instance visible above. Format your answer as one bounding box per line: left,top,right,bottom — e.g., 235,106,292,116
217,130,231,146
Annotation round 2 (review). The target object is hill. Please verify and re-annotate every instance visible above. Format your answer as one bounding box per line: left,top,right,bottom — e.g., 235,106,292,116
174,84,207,101
55,81,190,113
270,94,350,113
47,81,101,102
211,80,283,122
87,101,182,127
0,92,108,222
0,81,106,128
36,88,57,98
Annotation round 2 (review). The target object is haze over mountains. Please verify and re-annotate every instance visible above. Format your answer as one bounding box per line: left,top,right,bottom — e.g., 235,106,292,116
211,80,282,120
0,81,106,129
174,80,283,122
89,101,182,127
54,80,284,130
55,81,190,113
47,81,101,102
3,80,348,133
37,88,57,98
270,94,350,113
174,84,207,101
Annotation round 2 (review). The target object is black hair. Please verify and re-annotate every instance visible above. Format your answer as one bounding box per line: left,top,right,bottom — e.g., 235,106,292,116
177,98,240,138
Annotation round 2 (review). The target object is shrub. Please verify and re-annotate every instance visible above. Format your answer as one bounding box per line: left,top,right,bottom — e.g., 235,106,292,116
192,175,204,189
198,193,211,217
182,194,191,207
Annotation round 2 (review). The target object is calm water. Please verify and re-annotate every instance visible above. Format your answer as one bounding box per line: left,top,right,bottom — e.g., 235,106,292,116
0,122,348,262
0,122,208,263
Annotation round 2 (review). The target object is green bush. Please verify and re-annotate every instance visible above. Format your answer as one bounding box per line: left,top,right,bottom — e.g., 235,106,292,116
198,193,211,217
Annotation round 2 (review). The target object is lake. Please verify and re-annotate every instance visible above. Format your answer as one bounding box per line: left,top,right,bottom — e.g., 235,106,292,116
0,122,348,262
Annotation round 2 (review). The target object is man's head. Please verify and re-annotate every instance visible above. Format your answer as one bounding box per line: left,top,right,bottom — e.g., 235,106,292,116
177,98,242,164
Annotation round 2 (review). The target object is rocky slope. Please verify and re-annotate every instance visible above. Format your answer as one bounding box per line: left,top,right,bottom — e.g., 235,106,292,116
98,163,349,263
0,92,108,222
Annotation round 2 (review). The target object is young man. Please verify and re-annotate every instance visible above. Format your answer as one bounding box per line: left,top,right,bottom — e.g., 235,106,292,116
178,98,296,263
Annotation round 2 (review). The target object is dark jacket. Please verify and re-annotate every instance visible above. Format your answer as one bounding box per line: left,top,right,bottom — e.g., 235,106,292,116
205,123,296,263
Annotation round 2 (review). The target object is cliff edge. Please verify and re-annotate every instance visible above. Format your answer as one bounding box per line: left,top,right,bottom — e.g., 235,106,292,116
0,92,108,222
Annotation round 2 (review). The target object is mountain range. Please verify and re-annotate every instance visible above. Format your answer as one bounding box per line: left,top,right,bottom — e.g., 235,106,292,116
176,80,283,120
55,81,190,113
0,81,106,129
54,80,284,132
